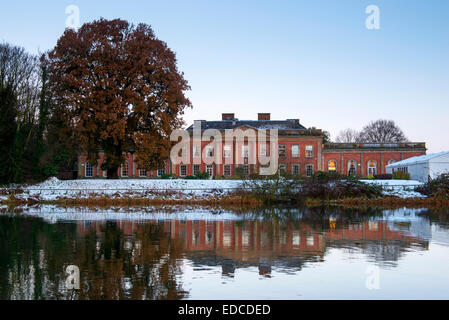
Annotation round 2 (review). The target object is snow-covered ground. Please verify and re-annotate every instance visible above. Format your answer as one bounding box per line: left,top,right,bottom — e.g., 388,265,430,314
0,177,426,203
361,179,425,198
14,178,246,201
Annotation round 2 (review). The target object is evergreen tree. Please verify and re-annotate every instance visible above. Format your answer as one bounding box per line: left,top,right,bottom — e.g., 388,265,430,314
0,85,17,184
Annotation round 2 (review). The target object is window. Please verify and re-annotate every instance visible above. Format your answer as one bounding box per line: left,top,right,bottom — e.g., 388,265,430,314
242,145,249,158
193,165,201,176
224,165,232,177
292,145,299,158
279,145,286,158
328,160,337,172
292,164,300,175
279,164,286,175
244,165,250,176
180,165,187,177
139,169,148,177
305,146,314,158
368,160,377,176
206,146,214,158
157,169,165,177
223,145,232,158
306,164,314,177
85,163,93,178
121,162,129,177
348,160,357,176
206,165,214,177
193,145,201,159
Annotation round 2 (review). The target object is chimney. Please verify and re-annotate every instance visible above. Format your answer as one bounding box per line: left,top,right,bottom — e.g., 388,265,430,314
258,113,271,121
222,113,235,121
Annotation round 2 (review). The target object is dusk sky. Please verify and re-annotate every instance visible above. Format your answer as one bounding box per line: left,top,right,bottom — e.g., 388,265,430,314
1,0,448,153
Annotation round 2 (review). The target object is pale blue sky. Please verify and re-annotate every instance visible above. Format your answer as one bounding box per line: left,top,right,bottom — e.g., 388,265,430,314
1,0,448,153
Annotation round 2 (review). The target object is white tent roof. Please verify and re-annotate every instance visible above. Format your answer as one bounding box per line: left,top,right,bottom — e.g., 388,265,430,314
387,151,449,168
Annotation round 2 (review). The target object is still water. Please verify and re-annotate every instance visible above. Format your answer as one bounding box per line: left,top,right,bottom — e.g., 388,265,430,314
1,206,449,300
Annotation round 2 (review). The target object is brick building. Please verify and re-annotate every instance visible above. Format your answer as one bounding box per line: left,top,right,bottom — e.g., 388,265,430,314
78,113,426,178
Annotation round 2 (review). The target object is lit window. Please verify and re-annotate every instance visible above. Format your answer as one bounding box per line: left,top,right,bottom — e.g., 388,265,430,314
368,160,377,176
387,159,396,165
121,162,129,177
305,146,314,158
328,160,337,172
180,165,187,177
85,163,93,177
292,145,299,158
224,165,232,177
306,164,314,177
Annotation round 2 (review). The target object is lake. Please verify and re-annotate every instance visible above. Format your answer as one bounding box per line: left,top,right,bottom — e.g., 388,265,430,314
1,205,449,300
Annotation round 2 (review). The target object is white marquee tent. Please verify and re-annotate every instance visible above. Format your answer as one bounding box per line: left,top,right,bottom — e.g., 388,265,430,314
386,151,449,183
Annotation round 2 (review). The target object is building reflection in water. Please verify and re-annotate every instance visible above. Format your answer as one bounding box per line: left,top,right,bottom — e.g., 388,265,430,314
0,209,432,300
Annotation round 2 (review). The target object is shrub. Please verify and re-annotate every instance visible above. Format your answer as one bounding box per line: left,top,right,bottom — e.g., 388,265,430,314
195,171,210,180
160,174,175,180
416,173,449,199
393,171,410,180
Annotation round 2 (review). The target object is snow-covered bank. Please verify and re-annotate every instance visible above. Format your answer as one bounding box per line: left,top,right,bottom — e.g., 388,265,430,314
15,178,246,201
1,177,427,203
362,179,425,198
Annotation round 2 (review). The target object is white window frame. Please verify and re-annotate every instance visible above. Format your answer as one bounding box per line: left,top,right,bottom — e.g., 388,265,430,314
180,165,188,177
367,160,377,176
292,164,300,175
85,163,93,178
306,164,314,177
193,145,201,159
121,162,129,177
242,145,249,158
157,169,165,177
193,165,201,176
292,145,300,158
139,169,148,177
224,165,232,177
305,145,314,158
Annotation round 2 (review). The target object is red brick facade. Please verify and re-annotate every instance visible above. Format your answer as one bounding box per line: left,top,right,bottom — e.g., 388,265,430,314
78,114,427,178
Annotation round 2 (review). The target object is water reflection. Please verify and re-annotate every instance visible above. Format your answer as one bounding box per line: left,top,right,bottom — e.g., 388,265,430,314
0,206,448,300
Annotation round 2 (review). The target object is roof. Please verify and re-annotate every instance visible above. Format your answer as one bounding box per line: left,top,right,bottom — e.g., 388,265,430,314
186,120,307,131
386,151,449,167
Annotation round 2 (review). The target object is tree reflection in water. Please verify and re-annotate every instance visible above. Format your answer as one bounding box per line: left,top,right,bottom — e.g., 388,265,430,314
0,206,438,300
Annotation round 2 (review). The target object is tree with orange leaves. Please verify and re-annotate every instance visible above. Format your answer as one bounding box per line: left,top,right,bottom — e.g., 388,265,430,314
46,18,191,178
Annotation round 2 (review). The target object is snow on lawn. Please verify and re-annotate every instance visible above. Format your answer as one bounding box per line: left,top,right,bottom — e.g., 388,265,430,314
361,179,426,198
20,178,246,201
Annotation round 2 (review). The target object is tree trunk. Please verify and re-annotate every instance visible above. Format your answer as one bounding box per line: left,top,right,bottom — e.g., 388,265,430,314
107,168,119,179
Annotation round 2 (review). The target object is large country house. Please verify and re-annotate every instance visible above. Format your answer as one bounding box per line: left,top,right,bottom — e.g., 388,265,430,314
78,113,427,179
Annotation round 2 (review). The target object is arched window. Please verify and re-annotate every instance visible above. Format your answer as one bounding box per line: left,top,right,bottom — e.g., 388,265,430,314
121,161,129,177
85,163,93,178
348,160,357,176
328,160,337,172
368,160,377,176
